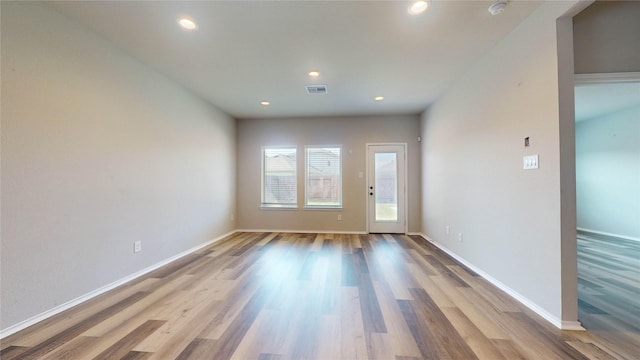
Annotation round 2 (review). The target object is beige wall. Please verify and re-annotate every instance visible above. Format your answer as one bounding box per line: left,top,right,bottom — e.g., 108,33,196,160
1,2,236,331
574,1,640,74
420,1,582,326
236,116,421,233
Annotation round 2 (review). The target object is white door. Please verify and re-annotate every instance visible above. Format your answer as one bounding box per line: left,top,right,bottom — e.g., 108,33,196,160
367,144,406,233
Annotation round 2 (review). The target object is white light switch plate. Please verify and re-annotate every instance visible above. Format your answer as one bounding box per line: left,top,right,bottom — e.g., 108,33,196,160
523,155,539,170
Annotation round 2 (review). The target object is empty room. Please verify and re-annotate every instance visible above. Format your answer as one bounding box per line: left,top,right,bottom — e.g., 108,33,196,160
1,1,638,359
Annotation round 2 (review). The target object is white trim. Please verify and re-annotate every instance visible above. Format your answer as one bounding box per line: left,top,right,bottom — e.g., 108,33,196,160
577,227,640,242
415,233,585,331
575,72,640,85
2,230,583,338
303,206,343,211
0,230,237,339
403,145,408,235
259,205,298,211
236,229,367,235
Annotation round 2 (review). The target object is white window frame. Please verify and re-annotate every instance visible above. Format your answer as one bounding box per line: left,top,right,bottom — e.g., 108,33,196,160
261,146,298,209
304,145,343,209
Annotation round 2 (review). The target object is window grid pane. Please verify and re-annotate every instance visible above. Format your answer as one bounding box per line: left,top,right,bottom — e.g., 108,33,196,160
306,147,342,207
375,152,398,221
262,148,296,206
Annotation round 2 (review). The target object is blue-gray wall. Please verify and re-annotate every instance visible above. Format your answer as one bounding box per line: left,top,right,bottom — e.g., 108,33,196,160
576,106,640,239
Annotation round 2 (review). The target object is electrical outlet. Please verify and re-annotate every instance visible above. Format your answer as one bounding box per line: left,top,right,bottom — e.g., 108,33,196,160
337,214,342,221
458,233,463,243
134,241,142,253
445,226,450,235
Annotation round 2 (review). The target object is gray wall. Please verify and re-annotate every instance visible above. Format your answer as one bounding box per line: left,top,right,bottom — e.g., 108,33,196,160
236,116,421,233
573,1,640,74
420,1,581,325
576,106,640,239
1,2,236,330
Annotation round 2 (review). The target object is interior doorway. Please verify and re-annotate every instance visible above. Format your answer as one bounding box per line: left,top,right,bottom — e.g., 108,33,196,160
574,73,640,333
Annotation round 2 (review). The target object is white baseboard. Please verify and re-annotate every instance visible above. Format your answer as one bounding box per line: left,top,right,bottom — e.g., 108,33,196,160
0,230,237,339
236,229,368,235
2,230,584,338
416,233,584,331
577,228,640,242
237,230,422,235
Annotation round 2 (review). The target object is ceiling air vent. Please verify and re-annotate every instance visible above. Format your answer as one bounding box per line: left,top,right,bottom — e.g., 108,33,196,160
305,85,328,94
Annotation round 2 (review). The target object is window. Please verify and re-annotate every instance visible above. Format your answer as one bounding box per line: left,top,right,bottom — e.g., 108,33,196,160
305,146,342,208
262,147,297,208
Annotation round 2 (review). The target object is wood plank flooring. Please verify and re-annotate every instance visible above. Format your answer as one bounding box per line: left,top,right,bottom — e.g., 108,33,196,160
2,232,638,359
577,230,640,359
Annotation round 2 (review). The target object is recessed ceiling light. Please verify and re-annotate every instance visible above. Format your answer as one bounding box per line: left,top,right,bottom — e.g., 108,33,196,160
260,101,270,106
308,69,320,77
375,96,384,101
177,16,198,31
408,0,430,15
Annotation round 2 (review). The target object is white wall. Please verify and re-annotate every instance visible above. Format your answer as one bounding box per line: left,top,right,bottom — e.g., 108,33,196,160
420,1,582,326
1,2,236,331
576,106,640,239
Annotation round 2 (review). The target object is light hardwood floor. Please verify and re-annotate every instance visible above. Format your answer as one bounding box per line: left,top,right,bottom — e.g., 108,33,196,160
577,230,640,359
1,232,638,359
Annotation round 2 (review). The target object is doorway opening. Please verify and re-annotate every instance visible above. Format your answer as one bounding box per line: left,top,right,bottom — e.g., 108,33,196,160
574,73,640,333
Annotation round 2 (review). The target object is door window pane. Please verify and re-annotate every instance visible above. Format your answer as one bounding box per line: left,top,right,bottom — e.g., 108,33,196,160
375,152,397,221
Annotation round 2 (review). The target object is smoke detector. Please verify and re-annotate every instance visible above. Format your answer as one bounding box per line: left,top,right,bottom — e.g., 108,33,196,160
488,0,508,15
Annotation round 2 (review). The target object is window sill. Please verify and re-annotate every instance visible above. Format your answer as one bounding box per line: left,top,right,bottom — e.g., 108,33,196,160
303,206,343,211
260,205,298,210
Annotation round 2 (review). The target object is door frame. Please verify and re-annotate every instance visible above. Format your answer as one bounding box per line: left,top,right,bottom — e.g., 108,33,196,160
365,142,408,234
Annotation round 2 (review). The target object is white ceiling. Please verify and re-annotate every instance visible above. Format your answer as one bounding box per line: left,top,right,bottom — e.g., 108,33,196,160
575,82,640,122
48,1,543,119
